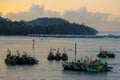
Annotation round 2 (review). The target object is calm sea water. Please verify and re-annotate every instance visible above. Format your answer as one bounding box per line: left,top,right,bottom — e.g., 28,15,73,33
0,36,120,80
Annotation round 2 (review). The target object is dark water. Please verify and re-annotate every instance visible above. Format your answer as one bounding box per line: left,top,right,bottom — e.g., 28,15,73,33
0,36,120,80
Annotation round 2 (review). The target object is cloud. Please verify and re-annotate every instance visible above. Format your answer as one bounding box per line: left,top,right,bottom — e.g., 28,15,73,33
62,7,88,23
6,4,120,32
61,7,120,31
7,4,60,21
63,7,101,24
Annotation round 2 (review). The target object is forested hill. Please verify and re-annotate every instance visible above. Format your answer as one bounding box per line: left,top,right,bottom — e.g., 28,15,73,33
0,16,98,35
27,17,69,27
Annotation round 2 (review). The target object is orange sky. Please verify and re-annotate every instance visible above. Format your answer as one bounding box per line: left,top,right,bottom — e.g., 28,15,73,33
0,0,120,16
0,0,120,32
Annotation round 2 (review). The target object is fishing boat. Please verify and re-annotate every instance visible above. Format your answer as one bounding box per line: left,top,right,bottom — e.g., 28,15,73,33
85,59,113,72
47,48,68,61
97,47,115,58
61,48,68,61
62,42,81,70
5,49,39,65
62,60,82,70
47,48,55,60
55,48,61,60
62,43,113,72
62,58,113,72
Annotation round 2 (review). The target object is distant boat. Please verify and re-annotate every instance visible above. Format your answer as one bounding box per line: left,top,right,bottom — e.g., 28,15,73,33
5,49,39,65
85,59,113,72
62,60,81,70
47,48,68,61
62,42,81,70
61,48,68,61
47,48,55,60
97,47,115,58
62,59,113,72
55,48,61,60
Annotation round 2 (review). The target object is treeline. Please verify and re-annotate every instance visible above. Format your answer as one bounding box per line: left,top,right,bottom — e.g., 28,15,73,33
0,17,31,35
0,16,98,35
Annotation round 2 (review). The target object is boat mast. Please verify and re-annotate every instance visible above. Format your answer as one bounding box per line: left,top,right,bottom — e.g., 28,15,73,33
63,48,65,53
100,46,102,52
74,42,77,61
57,48,59,53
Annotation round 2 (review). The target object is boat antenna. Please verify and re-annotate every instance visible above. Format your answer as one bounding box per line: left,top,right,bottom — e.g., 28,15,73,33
57,48,59,53
63,48,65,53
74,42,77,61
100,46,102,51
7,49,11,54
50,47,52,52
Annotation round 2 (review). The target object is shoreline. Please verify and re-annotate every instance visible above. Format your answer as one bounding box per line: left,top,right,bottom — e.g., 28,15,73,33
0,34,120,38
28,34,120,38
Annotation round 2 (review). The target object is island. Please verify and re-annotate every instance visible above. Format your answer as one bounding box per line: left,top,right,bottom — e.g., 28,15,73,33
0,16,98,35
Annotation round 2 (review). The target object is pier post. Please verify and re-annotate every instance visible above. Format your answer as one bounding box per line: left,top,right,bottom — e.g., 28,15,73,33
33,39,35,50
74,42,77,61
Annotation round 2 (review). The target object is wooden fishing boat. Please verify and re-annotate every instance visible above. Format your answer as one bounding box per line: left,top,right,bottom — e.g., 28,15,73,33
5,49,39,65
54,48,61,60
62,43,113,72
47,48,55,60
61,48,68,61
97,47,115,58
